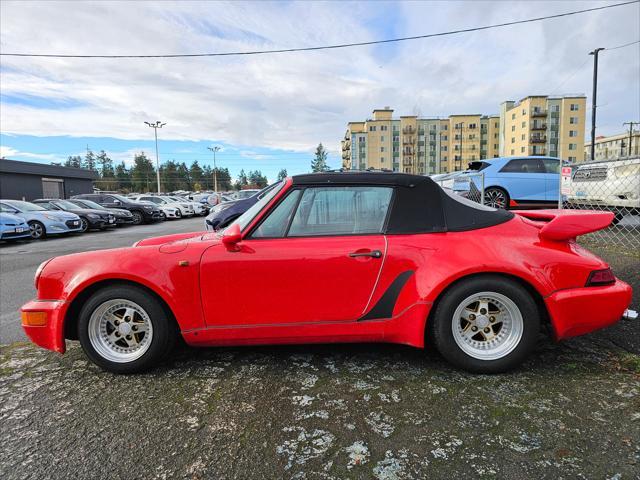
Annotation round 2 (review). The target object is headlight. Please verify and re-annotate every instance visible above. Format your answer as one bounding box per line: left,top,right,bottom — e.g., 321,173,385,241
42,214,58,220
143,205,153,210
613,164,640,178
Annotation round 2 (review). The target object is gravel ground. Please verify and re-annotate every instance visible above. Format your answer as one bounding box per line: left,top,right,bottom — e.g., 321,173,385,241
1,223,638,479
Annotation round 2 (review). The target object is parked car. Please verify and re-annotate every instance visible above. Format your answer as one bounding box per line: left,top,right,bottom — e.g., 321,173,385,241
67,199,135,226
234,189,261,200
130,195,185,219
0,200,82,239
455,157,561,209
21,172,633,374
167,196,208,216
204,184,279,230
567,157,640,223
72,193,163,225
0,212,31,241
32,199,116,232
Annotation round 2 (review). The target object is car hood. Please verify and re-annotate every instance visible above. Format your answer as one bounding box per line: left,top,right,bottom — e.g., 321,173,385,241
67,208,112,216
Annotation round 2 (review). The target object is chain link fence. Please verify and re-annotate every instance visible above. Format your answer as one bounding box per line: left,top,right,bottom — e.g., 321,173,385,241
432,171,485,205
562,156,640,254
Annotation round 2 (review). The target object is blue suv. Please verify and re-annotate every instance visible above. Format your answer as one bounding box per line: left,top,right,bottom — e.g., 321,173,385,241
455,156,561,209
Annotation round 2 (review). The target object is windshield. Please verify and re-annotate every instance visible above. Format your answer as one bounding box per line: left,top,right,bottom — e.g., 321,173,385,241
3,200,46,212
55,200,81,210
231,182,284,232
110,194,130,203
74,199,106,210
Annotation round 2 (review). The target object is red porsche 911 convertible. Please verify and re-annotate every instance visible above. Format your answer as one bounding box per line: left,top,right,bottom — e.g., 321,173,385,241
21,172,633,373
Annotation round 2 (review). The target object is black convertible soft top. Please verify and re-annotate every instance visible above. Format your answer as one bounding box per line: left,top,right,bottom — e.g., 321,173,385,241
291,171,513,233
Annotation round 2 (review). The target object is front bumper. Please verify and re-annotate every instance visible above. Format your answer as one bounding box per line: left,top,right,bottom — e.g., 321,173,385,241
545,279,633,340
142,211,164,222
21,300,68,353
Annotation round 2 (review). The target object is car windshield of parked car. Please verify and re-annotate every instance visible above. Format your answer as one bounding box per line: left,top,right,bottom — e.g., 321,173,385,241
54,200,81,210
110,194,130,203
2,200,47,212
73,199,106,210
232,182,284,232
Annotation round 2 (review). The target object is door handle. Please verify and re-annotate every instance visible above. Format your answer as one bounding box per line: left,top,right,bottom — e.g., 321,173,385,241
349,250,382,259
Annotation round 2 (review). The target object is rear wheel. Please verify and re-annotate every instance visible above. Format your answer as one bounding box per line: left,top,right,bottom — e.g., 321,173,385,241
130,210,143,225
79,217,89,233
429,276,539,373
483,187,510,209
28,221,46,240
77,285,177,373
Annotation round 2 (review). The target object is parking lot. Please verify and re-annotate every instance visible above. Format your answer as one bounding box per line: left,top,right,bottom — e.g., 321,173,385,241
1,217,639,479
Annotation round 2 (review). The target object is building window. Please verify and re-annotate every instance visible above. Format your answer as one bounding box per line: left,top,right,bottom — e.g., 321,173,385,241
442,135,448,141
380,147,385,152
511,149,515,155
568,156,576,162
380,125,388,131
469,123,477,129
521,134,525,140
569,143,577,150
522,109,526,115
494,122,499,128
511,125,515,132
570,104,579,111
381,157,385,162
511,113,516,120
469,134,476,140
551,105,560,112
521,147,525,153
443,125,448,130
511,137,515,143
494,144,498,149
369,126,376,132
569,130,577,137
570,116,578,124
380,136,385,141
521,121,526,128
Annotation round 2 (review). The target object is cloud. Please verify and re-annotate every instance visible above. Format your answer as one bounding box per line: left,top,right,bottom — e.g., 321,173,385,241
0,145,63,162
0,0,638,154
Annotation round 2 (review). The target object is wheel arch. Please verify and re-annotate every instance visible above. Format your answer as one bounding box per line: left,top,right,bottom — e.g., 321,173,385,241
64,279,179,340
425,271,550,343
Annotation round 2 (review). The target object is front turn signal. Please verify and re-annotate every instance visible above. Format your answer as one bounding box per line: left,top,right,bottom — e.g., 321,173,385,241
21,311,48,326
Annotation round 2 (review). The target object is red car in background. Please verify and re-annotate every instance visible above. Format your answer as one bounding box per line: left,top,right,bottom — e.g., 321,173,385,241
21,172,632,374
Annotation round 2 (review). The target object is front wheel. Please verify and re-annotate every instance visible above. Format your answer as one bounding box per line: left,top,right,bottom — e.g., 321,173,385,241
77,285,177,373
483,187,510,209
429,276,539,373
28,221,46,240
175,210,182,219
130,210,144,225
79,217,89,233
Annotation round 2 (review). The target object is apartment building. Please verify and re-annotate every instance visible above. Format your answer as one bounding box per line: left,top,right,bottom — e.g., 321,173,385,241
499,95,586,163
341,108,499,175
584,131,640,162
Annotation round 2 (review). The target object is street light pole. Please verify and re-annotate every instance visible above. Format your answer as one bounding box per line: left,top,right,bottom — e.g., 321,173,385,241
623,121,637,157
144,121,166,193
208,146,221,192
589,48,605,161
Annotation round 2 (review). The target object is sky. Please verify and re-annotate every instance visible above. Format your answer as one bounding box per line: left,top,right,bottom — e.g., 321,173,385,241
1,0,639,182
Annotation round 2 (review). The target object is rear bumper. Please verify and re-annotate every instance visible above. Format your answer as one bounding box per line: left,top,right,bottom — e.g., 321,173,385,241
545,279,633,340
21,300,68,353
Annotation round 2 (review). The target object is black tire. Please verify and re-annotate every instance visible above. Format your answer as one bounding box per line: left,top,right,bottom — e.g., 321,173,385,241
429,275,540,373
483,187,510,210
28,221,46,240
79,217,89,233
77,285,177,374
175,210,182,219
130,210,144,225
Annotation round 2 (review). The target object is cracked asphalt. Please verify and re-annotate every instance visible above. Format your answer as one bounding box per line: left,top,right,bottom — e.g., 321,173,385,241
1,220,639,479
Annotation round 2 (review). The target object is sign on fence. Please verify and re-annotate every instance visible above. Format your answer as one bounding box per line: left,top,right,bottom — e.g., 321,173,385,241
560,167,572,196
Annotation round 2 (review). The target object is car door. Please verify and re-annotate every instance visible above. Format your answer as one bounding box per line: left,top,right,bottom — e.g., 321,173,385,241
541,158,560,202
497,158,547,202
200,185,393,326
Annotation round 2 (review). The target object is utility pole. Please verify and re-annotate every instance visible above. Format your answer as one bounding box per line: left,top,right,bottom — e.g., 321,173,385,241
208,146,221,192
623,121,637,157
589,47,605,161
144,121,166,193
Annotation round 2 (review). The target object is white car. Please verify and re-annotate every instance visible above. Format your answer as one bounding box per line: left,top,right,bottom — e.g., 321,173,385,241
167,196,206,216
131,195,183,219
567,157,640,222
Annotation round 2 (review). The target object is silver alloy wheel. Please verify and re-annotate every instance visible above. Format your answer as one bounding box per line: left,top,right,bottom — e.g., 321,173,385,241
80,218,89,232
451,291,523,361
88,299,153,363
484,188,507,209
131,211,143,224
29,222,44,239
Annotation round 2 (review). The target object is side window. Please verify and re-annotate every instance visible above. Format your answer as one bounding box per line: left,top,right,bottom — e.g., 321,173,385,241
500,159,545,173
0,203,18,213
542,158,559,173
288,186,393,237
251,190,302,239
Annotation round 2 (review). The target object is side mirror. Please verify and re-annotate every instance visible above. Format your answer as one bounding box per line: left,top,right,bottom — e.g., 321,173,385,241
222,223,242,250
113,200,121,205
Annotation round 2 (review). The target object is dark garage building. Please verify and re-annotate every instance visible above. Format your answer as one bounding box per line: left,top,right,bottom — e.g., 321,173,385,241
0,159,97,201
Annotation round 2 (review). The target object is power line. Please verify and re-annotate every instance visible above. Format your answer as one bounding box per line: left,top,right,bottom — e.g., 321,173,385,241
606,39,640,50
1,1,637,59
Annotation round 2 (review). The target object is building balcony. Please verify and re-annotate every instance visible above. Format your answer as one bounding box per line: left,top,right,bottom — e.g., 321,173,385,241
402,137,415,144
531,124,547,131
531,109,548,117
530,136,547,144
402,159,414,166
402,126,415,134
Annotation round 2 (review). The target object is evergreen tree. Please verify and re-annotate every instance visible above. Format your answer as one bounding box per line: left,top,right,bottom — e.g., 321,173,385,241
235,169,248,190
311,143,329,172
202,165,213,190
189,161,204,187
96,150,114,178
130,152,156,192
115,161,130,192
214,167,232,190
277,168,288,181
83,149,97,171
65,155,82,168
248,170,268,188
178,162,191,190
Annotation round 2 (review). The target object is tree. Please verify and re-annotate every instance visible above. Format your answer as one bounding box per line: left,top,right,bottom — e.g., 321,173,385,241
235,169,248,190
65,155,82,168
130,152,156,192
277,168,288,181
83,149,97,171
214,167,232,190
96,150,114,178
189,161,203,187
248,170,268,188
115,161,130,192
311,143,329,172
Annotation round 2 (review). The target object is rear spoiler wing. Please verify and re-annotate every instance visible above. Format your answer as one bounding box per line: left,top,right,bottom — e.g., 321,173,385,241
515,210,614,241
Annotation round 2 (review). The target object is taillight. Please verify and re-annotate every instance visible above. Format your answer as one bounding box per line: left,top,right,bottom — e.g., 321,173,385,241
585,268,615,286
